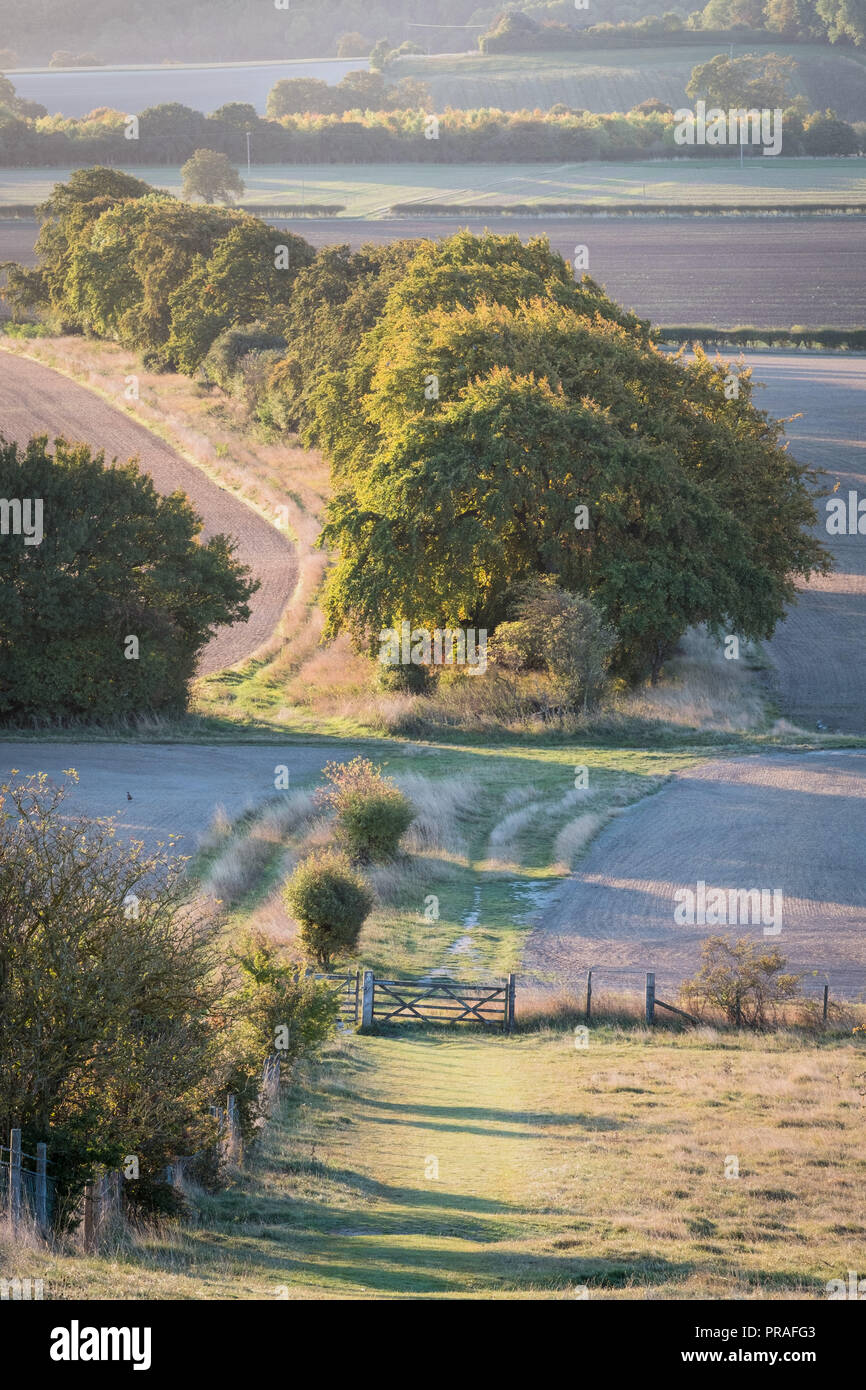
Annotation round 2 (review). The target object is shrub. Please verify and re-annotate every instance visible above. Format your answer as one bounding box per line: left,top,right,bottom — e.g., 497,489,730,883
337,791,416,863
0,436,256,721
283,850,374,969
378,661,437,694
680,936,802,1028
232,931,339,1061
315,757,415,862
489,579,617,711
0,773,224,1227
201,323,287,392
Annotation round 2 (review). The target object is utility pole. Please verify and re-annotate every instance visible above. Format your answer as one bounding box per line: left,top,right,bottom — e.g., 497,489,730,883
246,130,251,174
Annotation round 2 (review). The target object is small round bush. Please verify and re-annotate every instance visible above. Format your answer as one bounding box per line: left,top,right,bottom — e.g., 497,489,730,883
378,662,436,695
283,851,373,969
337,790,415,863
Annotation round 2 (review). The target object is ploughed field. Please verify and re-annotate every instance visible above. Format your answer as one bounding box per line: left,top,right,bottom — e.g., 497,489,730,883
3,213,866,328
0,352,297,674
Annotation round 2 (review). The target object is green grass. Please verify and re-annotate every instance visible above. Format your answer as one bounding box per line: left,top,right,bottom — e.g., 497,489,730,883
396,42,866,123
351,745,693,979
12,1026,863,1299
2,158,866,215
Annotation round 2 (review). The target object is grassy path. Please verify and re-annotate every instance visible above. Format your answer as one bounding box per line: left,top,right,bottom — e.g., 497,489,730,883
19,1027,865,1300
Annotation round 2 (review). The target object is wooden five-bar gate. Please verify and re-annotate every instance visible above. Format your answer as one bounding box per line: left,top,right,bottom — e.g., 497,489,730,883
314,970,515,1031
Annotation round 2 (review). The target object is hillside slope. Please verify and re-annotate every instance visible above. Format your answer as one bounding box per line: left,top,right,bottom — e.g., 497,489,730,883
395,43,866,122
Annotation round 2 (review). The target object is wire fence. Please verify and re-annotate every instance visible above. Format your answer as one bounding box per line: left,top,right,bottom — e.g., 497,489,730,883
0,1135,56,1232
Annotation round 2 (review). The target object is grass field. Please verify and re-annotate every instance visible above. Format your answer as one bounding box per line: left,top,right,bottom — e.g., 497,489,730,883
8,1026,864,1299
2,159,866,216
395,42,866,123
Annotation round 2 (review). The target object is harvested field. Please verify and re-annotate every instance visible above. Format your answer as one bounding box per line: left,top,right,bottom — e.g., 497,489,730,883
4,214,866,328
749,354,866,733
0,742,349,852
0,352,297,675
3,159,866,215
525,750,866,1000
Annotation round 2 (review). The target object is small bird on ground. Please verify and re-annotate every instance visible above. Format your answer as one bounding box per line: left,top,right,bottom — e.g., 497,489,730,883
127,792,133,801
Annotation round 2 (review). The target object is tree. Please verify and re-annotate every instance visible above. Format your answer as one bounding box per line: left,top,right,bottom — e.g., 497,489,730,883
802,107,861,151
337,32,374,58
315,232,829,684
2,166,153,319
489,579,617,712
0,771,224,1225
165,219,314,372
0,436,257,720
686,51,797,109
764,0,824,38
59,192,237,354
230,933,338,1064
283,851,374,970
139,102,212,162
315,758,415,862
680,937,802,1027
266,77,336,117
697,0,767,26
268,239,421,437
181,148,244,205
335,69,390,109
815,0,866,44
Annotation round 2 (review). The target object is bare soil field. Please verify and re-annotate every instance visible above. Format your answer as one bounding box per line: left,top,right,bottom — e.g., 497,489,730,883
524,750,866,999
0,351,297,674
0,742,346,851
747,354,866,733
5,215,866,327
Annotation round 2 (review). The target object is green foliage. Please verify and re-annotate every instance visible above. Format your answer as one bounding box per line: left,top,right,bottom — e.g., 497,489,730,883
263,239,421,438
201,323,288,393
686,51,797,108
166,219,314,372
2,171,315,369
283,850,374,969
489,579,617,711
681,936,803,1027
316,231,829,684
180,148,244,205
0,772,225,1226
315,757,415,863
0,98,860,168
231,932,339,1064
0,436,256,720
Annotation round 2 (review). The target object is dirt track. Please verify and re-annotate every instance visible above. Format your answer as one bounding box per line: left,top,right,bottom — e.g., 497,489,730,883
524,750,866,999
0,351,296,674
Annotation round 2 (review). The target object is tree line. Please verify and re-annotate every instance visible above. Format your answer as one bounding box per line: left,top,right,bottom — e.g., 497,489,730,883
0,94,860,168
481,0,866,51
2,168,829,695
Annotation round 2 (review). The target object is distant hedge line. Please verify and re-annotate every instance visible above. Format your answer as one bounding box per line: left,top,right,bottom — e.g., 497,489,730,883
481,23,807,53
390,201,866,217
656,325,866,349
238,203,345,217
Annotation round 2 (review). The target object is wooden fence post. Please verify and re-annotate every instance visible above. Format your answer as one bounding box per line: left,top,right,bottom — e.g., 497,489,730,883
36,1142,48,1232
585,969,592,1023
822,984,829,1023
505,974,516,1032
645,972,655,1026
361,969,374,1028
83,1182,95,1249
9,1129,21,1228
226,1093,242,1163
